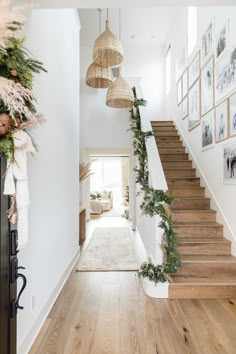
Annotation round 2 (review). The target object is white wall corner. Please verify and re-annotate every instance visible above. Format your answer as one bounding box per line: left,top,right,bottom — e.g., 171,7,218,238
175,120,236,256
18,248,80,354
75,9,82,30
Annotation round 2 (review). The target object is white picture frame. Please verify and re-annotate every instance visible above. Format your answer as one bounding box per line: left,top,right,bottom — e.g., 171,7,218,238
229,91,236,137
215,99,229,143
215,20,229,62
201,56,215,117
182,69,188,98
215,44,236,103
201,110,214,150
188,51,200,89
182,96,188,120
188,80,201,131
201,18,215,65
223,142,236,183
177,78,182,106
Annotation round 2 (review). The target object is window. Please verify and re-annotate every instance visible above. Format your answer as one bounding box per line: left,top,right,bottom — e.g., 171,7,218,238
90,157,122,205
188,7,197,57
165,46,171,95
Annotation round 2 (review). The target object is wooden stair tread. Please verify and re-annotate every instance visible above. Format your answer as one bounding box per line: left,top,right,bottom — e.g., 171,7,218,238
172,196,209,200
169,186,204,189
172,209,215,213
179,238,230,244
174,221,222,226
170,275,236,284
167,177,200,180
163,167,194,170
181,255,236,262
151,121,174,124
162,160,193,162
158,151,185,154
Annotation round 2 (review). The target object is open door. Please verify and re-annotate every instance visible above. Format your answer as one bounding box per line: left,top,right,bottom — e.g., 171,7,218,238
0,156,17,354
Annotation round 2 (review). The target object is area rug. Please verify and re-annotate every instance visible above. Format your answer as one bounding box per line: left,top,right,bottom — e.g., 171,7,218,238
76,227,139,271
101,205,125,217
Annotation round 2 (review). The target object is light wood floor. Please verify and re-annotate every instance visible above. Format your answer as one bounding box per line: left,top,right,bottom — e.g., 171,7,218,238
30,269,236,354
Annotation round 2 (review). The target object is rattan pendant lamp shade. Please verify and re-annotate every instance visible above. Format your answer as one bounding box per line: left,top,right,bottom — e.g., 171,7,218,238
86,62,113,88
106,67,134,108
86,9,113,89
93,18,124,67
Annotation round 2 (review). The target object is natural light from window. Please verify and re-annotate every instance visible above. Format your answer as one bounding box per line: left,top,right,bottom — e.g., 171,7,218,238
165,46,171,95
90,157,122,205
188,7,197,57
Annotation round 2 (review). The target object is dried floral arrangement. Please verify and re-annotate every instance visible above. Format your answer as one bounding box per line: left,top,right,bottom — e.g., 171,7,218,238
0,0,47,160
79,161,93,183
0,0,47,232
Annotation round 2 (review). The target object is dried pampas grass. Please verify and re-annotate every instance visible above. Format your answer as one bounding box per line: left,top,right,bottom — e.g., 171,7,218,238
0,76,35,120
80,161,94,183
0,0,25,49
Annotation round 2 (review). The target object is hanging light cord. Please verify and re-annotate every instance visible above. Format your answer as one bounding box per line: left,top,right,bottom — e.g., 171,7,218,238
107,8,109,20
97,8,101,35
119,8,121,40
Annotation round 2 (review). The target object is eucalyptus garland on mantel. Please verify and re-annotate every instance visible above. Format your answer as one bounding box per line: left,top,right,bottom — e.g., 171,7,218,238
130,88,181,282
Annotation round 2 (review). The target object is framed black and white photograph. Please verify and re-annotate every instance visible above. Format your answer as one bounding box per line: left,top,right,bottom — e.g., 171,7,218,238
215,21,229,61
188,80,200,131
182,69,188,98
215,44,236,103
177,78,182,105
201,56,214,117
201,110,214,150
182,96,188,120
201,18,215,65
229,92,236,137
223,142,236,183
215,99,229,143
188,51,200,88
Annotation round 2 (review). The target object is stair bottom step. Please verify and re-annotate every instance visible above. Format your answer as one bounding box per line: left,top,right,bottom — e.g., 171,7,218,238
169,275,236,298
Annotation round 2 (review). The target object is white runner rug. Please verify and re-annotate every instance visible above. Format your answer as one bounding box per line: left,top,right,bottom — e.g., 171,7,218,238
77,227,139,271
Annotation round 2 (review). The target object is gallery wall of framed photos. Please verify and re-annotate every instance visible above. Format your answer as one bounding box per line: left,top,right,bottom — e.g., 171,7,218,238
177,16,236,184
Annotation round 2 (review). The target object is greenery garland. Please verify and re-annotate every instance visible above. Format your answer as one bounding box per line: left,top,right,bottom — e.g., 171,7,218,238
130,88,181,282
0,36,47,159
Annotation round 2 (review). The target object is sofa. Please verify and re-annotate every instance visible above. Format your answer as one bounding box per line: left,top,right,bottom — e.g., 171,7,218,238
90,191,113,214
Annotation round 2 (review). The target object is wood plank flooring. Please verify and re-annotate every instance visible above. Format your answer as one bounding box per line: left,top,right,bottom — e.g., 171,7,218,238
30,270,236,354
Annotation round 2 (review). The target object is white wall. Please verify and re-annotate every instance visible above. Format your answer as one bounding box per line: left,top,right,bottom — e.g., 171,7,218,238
165,6,236,252
80,44,165,152
17,9,80,353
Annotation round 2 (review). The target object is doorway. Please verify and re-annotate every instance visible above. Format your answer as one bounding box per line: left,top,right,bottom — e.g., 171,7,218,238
89,155,129,219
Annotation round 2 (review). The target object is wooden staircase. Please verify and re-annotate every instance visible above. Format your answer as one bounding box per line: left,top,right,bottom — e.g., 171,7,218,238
151,120,236,299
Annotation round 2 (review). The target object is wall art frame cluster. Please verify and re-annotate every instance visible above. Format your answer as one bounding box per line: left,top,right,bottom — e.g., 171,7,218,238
176,16,236,183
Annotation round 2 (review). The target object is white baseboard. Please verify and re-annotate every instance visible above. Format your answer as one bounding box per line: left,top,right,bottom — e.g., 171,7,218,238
18,247,80,354
175,120,236,256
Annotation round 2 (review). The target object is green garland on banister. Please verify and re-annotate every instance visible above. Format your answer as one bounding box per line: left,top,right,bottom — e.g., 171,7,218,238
130,89,181,282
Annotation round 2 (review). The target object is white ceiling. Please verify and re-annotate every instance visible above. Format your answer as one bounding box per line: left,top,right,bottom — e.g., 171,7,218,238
79,8,179,47
14,0,236,7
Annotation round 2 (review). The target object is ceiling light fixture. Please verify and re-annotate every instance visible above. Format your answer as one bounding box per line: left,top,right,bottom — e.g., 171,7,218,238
106,10,134,108
86,9,113,88
106,66,134,108
93,8,124,67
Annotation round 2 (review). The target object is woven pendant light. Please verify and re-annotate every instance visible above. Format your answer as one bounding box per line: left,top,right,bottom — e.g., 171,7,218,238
86,10,113,88
106,67,134,108
86,62,113,88
93,16,124,67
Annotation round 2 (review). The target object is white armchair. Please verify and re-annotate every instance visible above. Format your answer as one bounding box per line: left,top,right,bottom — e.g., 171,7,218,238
90,190,113,214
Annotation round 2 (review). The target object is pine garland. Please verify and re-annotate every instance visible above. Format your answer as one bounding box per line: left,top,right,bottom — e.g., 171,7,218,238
130,88,181,282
